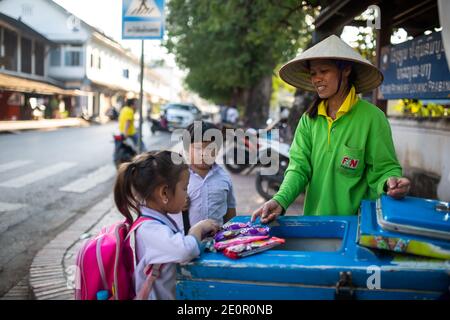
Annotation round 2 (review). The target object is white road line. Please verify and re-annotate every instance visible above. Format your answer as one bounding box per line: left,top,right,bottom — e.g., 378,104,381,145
59,164,116,193
0,160,33,174
0,202,27,212
0,162,77,188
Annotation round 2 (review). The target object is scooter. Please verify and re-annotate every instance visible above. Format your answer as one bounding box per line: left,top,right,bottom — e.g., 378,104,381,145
113,134,138,168
149,115,170,134
255,141,290,200
223,127,280,175
222,127,263,174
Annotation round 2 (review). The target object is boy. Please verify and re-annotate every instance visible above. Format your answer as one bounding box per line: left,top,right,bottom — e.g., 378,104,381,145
170,121,237,233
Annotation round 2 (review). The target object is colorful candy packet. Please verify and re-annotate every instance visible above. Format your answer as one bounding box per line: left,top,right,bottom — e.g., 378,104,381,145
223,237,285,259
214,222,270,242
214,235,269,251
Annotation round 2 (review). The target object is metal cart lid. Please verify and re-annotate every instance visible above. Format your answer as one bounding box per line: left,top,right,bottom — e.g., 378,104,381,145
376,195,450,240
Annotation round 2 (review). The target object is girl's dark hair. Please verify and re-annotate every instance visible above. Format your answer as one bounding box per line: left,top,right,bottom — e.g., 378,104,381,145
305,60,356,119
113,150,188,223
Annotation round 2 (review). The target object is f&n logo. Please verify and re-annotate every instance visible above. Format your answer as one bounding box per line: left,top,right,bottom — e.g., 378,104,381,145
341,156,359,170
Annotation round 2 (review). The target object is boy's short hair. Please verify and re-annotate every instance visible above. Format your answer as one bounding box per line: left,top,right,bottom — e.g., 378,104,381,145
126,98,137,107
185,121,220,144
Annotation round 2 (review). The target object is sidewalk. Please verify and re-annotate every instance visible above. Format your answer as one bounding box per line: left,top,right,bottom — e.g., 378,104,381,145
0,118,91,133
2,168,304,300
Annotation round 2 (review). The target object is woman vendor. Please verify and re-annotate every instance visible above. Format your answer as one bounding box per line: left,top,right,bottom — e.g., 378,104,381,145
252,35,411,224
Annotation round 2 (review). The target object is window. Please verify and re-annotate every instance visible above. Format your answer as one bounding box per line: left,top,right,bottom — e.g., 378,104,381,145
123,69,129,78
4,28,18,71
65,51,82,66
98,56,101,69
90,53,94,68
50,47,61,66
34,42,45,76
21,37,32,73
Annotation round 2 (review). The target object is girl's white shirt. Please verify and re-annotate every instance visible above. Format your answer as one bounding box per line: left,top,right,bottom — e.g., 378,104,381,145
134,207,200,300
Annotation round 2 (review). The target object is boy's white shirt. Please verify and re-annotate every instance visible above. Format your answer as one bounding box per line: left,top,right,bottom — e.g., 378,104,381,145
169,164,237,233
134,207,200,300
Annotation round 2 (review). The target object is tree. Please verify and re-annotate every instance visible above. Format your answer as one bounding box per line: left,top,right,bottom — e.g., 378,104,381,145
165,0,318,127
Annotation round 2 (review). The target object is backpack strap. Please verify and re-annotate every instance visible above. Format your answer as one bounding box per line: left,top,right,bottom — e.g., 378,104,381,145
127,216,153,272
134,264,163,300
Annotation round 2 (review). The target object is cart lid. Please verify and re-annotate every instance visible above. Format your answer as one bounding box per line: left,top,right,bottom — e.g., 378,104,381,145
377,195,450,240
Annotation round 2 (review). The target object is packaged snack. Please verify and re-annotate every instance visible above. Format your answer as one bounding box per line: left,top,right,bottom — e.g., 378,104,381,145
222,237,285,259
214,235,269,251
214,224,269,242
221,222,250,230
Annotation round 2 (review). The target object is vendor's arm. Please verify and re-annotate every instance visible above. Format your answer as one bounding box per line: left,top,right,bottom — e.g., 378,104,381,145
365,112,408,198
272,114,313,210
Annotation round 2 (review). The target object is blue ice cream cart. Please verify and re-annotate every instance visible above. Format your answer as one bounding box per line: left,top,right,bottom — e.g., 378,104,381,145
176,196,450,300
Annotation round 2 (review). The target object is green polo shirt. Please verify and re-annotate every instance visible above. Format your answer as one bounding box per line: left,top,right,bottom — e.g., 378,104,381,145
273,99,402,216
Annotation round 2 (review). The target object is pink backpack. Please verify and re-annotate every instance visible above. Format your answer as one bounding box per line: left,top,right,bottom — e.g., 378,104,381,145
74,216,162,300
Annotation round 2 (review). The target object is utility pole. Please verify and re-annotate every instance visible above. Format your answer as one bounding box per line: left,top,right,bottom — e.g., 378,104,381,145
138,40,144,153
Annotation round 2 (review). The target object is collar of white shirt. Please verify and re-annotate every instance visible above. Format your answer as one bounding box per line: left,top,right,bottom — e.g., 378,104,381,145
189,163,220,181
140,206,180,233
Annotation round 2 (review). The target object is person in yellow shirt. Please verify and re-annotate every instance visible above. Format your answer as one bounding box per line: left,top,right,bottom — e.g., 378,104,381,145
119,99,137,137
118,98,145,150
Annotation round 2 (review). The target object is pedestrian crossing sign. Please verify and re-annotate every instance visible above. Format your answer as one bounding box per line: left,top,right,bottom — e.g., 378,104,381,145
122,0,165,40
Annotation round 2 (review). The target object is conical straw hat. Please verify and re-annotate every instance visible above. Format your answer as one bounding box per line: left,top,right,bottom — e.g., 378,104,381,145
279,35,383,93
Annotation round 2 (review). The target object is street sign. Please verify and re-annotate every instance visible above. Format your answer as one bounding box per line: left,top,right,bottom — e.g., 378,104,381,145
122,0,165,40
379,31,450,99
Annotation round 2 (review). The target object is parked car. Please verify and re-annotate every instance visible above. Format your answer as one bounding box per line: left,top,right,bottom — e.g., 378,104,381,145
162,103,202,130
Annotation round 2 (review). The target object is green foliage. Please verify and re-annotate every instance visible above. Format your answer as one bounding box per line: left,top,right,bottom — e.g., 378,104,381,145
165,0,317,104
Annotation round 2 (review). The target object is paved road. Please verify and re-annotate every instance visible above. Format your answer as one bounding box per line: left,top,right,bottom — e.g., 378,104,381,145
0,121,174,296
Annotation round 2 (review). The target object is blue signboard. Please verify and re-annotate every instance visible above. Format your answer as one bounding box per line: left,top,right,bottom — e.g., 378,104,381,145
380,31,450,99
122,0,165,40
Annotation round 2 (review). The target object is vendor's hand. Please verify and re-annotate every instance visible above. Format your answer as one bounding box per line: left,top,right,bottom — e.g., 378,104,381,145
182,196,190,212
385,177,411,199
251,199,283,224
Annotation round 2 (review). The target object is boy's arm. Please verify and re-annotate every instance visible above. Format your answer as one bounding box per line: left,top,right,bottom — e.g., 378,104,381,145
223,208,236,223
225,177,237,223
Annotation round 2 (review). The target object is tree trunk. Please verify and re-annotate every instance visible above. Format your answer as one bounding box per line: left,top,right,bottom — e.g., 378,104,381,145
243,74,272,128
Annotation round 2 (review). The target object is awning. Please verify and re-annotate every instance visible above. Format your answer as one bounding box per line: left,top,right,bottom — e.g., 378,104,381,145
0,73,69,95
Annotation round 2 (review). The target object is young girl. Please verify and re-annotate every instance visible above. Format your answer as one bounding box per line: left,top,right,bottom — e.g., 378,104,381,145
114,150,219,300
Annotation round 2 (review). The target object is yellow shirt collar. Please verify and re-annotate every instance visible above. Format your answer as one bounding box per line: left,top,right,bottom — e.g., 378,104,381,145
318,85,358,120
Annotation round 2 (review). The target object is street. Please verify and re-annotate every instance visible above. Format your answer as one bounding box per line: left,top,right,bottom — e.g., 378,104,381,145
0,122,174,296
0,122,304,297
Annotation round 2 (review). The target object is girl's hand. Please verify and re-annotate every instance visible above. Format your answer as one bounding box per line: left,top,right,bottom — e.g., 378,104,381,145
385,177,411,199
199,219,220,237
251,199,283,224
189,219,220,241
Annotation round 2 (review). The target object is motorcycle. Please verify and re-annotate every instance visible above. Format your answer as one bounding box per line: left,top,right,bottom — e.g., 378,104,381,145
149,115,170,134
113,134,138,168
222,127,262,174
255,141,290,200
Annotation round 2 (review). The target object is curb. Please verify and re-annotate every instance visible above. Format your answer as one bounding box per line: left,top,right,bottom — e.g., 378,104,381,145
28,196,114,300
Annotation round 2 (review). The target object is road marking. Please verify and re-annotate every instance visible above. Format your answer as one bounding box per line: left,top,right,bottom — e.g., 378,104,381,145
59,164,116,193
0,202,27,212
0,162,77,188
0,160,33,174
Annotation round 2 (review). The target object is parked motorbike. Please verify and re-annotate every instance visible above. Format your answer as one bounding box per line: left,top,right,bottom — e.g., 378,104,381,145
149,116,170,134
222,128,261,174
255,141,290,200
105,107,119,121
113,134,138,168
